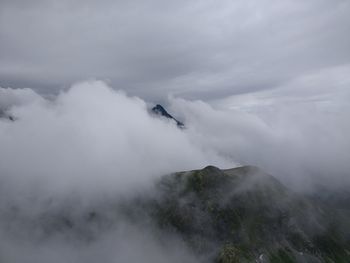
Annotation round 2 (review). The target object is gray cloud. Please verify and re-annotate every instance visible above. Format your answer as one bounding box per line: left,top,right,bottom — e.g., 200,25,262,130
1,0,349,100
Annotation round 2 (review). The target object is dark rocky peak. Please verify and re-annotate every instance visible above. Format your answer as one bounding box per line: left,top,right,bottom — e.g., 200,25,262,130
151,104,184,128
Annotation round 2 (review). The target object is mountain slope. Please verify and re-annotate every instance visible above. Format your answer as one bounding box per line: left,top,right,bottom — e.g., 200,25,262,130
1,165,349,262
144,166,350,262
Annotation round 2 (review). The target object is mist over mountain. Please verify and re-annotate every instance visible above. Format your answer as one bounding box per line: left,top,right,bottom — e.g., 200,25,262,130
0,80,349,262
0,165,349,263
1,0,350,261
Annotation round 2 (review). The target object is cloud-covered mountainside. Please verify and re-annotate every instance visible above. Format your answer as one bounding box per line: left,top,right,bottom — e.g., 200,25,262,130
0,165,349,263
0,80,350,262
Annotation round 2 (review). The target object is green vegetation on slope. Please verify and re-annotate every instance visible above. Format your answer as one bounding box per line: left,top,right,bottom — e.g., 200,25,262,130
146,165,350,262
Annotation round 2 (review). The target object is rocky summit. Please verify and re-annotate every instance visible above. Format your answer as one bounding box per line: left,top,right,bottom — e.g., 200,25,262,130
151,104,185,128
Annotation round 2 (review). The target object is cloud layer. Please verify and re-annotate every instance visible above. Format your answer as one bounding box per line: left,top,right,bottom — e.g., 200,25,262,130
1,67,349,195
0,73,349,261
1,0,349,99
170,64,350,190
0,81,229,198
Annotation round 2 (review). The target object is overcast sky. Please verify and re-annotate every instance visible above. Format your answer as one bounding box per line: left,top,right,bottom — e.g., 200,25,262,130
0,0,350,101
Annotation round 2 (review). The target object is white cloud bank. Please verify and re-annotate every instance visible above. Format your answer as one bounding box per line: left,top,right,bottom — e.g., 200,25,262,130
0,65,349,262
0,80,229,198
0,80,225,263
1,65,350,196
